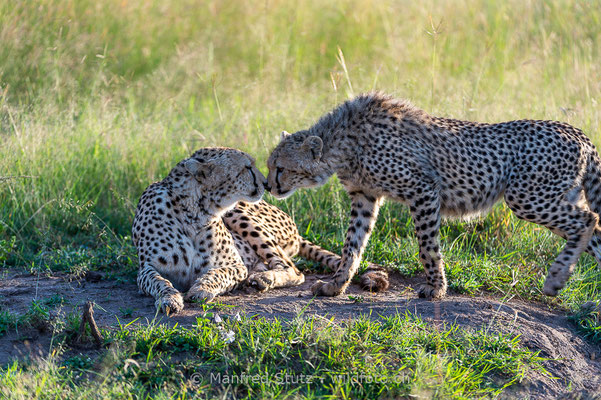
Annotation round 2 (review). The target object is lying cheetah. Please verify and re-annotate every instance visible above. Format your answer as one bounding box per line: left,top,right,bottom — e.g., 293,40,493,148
266,92,601,299
133,148,387,314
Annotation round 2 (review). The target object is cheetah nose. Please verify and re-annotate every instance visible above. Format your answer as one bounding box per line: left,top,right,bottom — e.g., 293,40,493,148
263,180,271,192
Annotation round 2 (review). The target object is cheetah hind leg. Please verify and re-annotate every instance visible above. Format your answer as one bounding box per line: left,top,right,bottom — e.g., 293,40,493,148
247,253,305,292
550,226,601,267
247,267,305,292
542,209,596,296
585,228,601,266
509,200,597,296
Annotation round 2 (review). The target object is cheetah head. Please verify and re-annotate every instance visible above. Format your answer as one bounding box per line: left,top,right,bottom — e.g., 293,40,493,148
176,148,267,214
266,131,332,199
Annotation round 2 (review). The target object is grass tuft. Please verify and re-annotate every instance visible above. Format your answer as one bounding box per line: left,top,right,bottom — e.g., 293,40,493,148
570,301,601,344
1,313,548,399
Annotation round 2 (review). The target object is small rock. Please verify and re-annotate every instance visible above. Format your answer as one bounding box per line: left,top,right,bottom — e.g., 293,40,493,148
581,301,599,311
85,271,103,282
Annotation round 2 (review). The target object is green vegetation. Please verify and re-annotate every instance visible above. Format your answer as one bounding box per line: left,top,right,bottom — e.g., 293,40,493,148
0,313,548,399
0,301,53,337
570,301,601,344
0,0,600,397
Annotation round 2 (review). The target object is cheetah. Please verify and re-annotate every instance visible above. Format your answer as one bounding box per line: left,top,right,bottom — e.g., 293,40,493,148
133,147,387,314
266,92,601,300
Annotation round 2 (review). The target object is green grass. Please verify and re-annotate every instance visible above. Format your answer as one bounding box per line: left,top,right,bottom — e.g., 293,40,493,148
0,301,53,337
0,313,548,399
570,301,601,344
0,0,600,397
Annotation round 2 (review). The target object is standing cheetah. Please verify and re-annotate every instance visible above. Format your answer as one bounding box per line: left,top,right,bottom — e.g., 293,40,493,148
266,92,601,299
133,148,386,314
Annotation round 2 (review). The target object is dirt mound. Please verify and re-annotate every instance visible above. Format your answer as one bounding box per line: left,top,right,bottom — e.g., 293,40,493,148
1,269,600,398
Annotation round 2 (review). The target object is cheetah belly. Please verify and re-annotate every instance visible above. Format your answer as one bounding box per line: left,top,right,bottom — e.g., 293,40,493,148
439,180,507,219
438,161,510,219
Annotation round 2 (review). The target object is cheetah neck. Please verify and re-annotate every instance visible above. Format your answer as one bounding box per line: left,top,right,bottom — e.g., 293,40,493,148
305,123,361,178
306,93,432,177
164,179,222,228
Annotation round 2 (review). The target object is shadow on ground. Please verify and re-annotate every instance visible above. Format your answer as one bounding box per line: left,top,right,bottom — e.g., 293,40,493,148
1,269,600,398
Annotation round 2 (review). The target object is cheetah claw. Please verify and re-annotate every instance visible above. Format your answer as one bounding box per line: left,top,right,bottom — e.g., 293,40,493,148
268,261,287,270
156,293,184,316
248,272,274,292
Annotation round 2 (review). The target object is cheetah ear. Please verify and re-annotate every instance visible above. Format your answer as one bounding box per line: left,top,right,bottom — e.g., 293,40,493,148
301,135,323,161
280,130,290,141
184,158,214,181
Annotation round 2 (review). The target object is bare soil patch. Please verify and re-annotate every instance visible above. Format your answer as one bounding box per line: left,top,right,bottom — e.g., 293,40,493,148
0,269,599,398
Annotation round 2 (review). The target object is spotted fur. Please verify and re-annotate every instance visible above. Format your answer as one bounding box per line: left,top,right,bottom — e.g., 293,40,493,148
133,147,385,315
267,92,601,299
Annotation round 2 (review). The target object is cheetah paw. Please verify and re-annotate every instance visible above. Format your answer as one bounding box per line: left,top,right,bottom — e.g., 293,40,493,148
417,284,446,300
360,270,389,292
310,280,340,297
185,288,216,303
155,293,184,316
248,271,275,292
542,280,562,297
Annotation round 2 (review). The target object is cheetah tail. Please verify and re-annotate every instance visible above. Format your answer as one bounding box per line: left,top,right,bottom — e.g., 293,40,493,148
297,238,390,292
584,151,601,216
297,237,339,270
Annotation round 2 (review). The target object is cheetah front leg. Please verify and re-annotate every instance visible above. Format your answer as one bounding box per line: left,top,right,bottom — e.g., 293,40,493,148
312,191,382,296
138,263,184,315
186,263,248,303
410,191,447,299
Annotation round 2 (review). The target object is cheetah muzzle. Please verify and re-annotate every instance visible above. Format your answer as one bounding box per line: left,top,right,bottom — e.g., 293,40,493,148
267,92,601,300
132,147,389,315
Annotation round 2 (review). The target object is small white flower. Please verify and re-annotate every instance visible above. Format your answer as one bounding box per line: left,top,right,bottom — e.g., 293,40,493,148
232,312,241,322
213,313,222,323
221,330,235,343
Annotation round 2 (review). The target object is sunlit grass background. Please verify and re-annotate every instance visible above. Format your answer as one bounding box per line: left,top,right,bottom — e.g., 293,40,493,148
2,0,599,304
0,0,600,396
